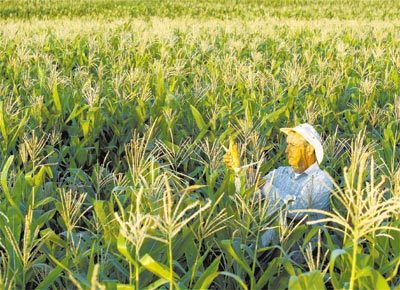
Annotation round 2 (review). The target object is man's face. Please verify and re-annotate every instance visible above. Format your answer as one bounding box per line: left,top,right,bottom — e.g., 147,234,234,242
285,132,309,172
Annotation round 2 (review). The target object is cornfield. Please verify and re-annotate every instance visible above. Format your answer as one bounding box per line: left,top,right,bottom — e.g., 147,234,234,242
0,0,399,289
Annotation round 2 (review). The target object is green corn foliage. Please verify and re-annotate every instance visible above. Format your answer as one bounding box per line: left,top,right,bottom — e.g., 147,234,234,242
0,1,399,289
296,132,400,290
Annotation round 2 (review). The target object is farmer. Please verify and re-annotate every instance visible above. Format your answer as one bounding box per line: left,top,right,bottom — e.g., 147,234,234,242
223,123,333,247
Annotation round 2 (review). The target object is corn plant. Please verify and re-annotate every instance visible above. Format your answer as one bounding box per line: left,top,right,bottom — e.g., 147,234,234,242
297,131,400,290
0,1,400,288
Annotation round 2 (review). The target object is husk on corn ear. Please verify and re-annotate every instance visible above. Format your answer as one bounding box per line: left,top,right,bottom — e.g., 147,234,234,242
229,138,241,169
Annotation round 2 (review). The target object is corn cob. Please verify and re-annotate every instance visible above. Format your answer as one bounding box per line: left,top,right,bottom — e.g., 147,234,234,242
229,138,241,169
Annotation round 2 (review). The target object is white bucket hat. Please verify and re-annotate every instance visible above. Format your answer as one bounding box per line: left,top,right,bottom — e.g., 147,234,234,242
280,123,324,164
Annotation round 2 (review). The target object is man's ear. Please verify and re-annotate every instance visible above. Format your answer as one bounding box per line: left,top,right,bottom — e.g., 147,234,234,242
306,144,315,156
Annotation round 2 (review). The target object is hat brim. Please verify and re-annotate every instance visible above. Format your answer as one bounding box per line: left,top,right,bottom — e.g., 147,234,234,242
280,128,295,135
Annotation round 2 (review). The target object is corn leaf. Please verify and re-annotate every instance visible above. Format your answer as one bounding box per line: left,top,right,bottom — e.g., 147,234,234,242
52,81,62,114
192,255,221,290
288,270,326,290
139,253,178,281
190,104,207,131
117,232,135,264
219,271,248,290
221,239,253,278
36,257,68,289
1,155,23,219
141,278,169,290
329,249,349,289
0,101,8,144
356,267,390,290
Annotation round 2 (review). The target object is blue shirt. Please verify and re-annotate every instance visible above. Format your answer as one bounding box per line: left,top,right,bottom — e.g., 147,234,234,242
261,162,333,222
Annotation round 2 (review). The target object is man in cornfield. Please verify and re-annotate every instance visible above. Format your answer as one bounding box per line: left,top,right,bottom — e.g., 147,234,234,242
224,123,333,247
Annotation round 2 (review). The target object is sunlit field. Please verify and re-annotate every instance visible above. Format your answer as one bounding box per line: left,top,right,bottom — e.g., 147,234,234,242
0,1,399,289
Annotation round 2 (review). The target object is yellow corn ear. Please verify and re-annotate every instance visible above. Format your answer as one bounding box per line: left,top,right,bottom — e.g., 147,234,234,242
229,139,241,168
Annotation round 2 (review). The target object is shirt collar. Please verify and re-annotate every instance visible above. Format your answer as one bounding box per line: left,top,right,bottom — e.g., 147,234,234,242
290,162,320,179
303,162,320,175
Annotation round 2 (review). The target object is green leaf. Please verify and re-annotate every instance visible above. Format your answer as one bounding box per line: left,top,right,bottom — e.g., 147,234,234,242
48,254,91,288
141,278,169,290
10,109,29,144
0,101,8,144
329,249,349,289
37,65,45,88
86,243,96,283
33,209,56,231
65,103,89,123
80,119,91,137
264,98,292,123
1,155,23,219
34,196,57,209
221,239,253,280
36,257,68,289
116,284,136,290
139,253,178,282
52,81,62,114
190,104,207,131
94,200,116,245
288,270,326,290
102,282,135,290
25,165,52,187
108,254,130,278
40,228,66,248
355,253,373,269
219,271,248,290
117,232,135,264
192,255,221,290
356,267,390,290
255,256,284,289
